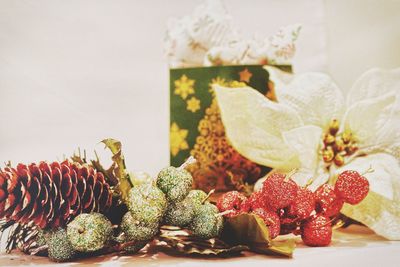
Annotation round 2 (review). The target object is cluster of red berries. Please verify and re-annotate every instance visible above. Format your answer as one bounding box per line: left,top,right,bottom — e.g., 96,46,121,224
216,170,370,246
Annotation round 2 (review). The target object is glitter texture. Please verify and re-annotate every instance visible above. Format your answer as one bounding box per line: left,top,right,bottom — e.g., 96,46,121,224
189,203,224,239
288,187,315,219
301,215,332,246
121,212,158,242
252,208,280,239
262,173,298,210
127,184,167,225
186,190,208,203
156,166,193,203
164,197,196,227
67,213,113,252
47,228,76,262
335,170,369,205
314,184,344,217
216,191,247,218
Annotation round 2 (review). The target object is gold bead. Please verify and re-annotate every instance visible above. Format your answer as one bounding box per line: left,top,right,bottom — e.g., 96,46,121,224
334,138,345,152
342,130,352,144
329,119,340,135
323,134,335,145
333,154,344,167
322,146,334,163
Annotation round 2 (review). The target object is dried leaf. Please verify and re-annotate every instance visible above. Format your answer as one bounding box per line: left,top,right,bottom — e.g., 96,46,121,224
91,139,132,202
158,227,248,256
222,213,295,257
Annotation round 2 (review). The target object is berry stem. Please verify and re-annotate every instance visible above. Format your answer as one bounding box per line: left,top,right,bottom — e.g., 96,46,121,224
361,165,374,176
178,156,197,170
217,210,235,217
285,168,299,181
202,189,215,204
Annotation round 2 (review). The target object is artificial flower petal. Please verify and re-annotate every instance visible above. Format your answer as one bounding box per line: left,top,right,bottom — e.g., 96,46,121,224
347,68,400,107
343,92,398,151
267,70,345,129
282,125,323,174
264,66,294,93
214,85,303,170
337,153,400,240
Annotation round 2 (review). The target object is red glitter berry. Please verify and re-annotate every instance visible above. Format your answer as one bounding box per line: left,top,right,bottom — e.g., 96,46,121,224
289,187,315,219
314,184,344,217
301,215,332,246
262,173,298,210
216,191,247,217
335,170,369,205
252,208,281,239
242,191,269,212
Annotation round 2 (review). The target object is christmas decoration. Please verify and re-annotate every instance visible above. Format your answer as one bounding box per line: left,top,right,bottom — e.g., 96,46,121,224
164,197,196,227
216,191,247,218
215,66,400,240
67,213,113,252
0,161,113,229
127,184,167,225
156,166,193,203
171,65,284,192
46,228,76,262
0,160,114,254
314,184,344,217
334,170,370,205
251,208,280,239
301,216,332,247
120,211,158,242
216,169,369,247
189,202,223,239
261,172,298,210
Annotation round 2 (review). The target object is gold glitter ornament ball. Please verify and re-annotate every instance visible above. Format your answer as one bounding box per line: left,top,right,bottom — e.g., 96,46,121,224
67,213,113,252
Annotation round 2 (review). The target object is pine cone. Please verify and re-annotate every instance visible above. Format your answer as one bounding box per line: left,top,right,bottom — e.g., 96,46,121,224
0,160,113,229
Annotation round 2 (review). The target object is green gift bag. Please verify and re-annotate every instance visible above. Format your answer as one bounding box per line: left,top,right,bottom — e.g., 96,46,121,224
169,65,291,192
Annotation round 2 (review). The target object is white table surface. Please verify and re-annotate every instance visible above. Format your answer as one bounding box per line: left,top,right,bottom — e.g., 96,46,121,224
1,225,399,267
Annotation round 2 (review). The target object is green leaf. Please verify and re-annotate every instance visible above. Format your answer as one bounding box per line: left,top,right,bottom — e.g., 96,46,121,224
222,213,295,257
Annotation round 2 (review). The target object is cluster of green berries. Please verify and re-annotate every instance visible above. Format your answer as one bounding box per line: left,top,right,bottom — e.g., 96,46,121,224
41,165,224,262
122,166,224,243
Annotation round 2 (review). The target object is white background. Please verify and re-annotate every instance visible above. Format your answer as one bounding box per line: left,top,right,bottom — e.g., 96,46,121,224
0,0,399,175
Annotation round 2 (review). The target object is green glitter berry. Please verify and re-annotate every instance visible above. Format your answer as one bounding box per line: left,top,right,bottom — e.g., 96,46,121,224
156,166,193,203
187,190,208,204
121,212,159,242
47,228,76,262
189,203,224,239
35,228,48,247
164,196,196,227
127,184,167,225
67,213,113,252
186,189,209,214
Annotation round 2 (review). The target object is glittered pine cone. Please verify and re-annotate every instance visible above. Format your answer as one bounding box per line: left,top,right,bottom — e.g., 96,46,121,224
0,160,113,229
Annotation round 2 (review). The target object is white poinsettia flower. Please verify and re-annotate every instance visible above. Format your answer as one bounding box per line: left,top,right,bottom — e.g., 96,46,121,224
214,67,400,240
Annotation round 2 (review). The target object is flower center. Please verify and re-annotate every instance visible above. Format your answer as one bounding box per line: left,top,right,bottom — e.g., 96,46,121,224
321,119,358,168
